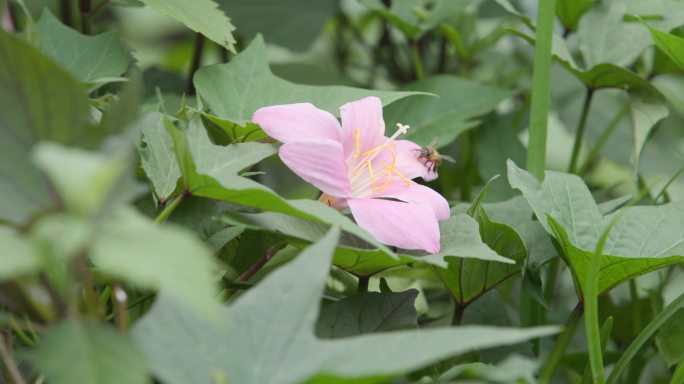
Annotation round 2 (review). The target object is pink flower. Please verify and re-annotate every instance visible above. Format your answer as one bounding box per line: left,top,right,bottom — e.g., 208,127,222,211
252,97,449,253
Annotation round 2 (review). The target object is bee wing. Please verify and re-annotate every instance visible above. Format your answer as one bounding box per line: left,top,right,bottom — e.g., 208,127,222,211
440,154,456,163
429,137,438,147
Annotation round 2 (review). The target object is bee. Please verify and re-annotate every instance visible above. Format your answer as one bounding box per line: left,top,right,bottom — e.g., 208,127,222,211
417,139,455,174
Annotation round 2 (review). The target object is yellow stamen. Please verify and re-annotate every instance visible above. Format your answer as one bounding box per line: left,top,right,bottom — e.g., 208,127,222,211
354,128,361,157
367,159,376,192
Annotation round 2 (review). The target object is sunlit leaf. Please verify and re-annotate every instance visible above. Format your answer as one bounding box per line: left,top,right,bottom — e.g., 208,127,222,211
133,228,558,384
36,10,131,85
508,160,684,295
138,0,236,51
194,35,426,126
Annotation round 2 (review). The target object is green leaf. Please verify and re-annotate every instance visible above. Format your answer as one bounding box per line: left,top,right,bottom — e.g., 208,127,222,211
0,228,40,281
133,228,558,384
383,75,515,147
507,160,684,295
0,29,88,226
628,89,669,169
167,117,396,257
194,35,426,126
222,210,508,276
29,321,148,384
36,10,130,85
436,181,525,306
644,21,684,71
138,0,235,51
90,207,220,314
556,0,595,31
438,355,537,383
139,112,181,202
217,0,336,51
316,289,419,338
576,2,651,69
32,143,130,215
656,308,684,366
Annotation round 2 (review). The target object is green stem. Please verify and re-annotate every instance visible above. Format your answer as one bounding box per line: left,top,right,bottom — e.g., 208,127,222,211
58,0,72,27
410,39,425,81
579,103,629,175
568,88,594,174
585,245,606,383
582,316,614,384
357,276,369,293
452,304,464,326
154,192,186,225
629,279,641,335
543,257,560,303
525,0,557,179
671,361,684,384
79,0,91,34
537,303,583,384
607,291,684,384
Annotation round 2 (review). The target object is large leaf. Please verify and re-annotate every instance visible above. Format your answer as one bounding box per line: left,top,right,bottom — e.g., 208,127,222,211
133,228,558,384
138,0,235,51
29,321,148,384
90,207,220,314
576,2,651,69
316,289,419,338
0,30,88,226
36,10,130,84
507,160,684,295
167,117,396,257
222,210,507,276
194,35,425,126
139,112,180,202
218,0,336,51
383,75,515,147
435,181,526,306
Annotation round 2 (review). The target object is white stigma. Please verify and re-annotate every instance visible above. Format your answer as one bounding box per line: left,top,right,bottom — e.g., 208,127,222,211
391,123,410,140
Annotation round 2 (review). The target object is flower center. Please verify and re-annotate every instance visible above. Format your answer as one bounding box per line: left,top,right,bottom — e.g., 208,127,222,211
348,123,412,195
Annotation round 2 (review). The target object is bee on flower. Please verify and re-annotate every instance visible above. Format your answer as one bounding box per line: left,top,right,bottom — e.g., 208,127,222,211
252,97,450,254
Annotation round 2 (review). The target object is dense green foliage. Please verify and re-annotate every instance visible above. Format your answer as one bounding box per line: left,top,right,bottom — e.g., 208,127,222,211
2,0,684,383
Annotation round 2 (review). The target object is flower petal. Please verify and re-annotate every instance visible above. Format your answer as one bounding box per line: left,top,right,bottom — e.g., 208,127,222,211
252,103,341,143
376,182,450,220
340,97,385,158
279,139,351,197
372,139,431,181
348,198,441,253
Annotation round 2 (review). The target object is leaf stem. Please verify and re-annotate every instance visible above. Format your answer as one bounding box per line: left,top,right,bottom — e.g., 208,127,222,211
357,276,369,293
79,0,91,34
186,33,206,95
526,0,557,179
154,192,186,225
237,245,282,283
607,291,684,384
58,0,72,27
112,282,128,333
579,102,629,175
568,88,595,174
0,332,27,384
451,304,464,326
410,39,425,81
537,302,583,384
